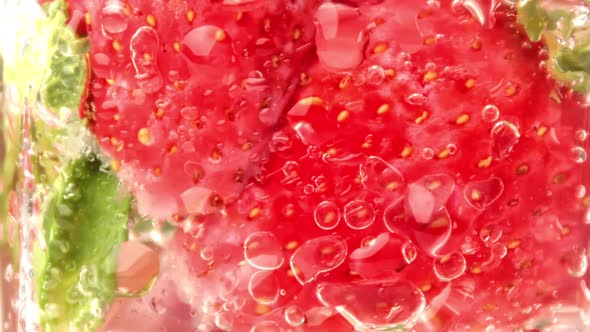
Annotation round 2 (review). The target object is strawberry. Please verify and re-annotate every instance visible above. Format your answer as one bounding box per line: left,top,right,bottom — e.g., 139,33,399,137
67,0,317,219
163,1,590,331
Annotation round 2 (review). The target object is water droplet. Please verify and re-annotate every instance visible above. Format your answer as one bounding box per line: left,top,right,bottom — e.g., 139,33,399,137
461,0,500,28
130,27,163,93
402,242,418,264
464,177,505,210
284,306,306,326
407,208,453,257
479,223,502,246
316,280,426,331
406,93,427,106
290,236,347,285
181,25,234,65
408,174,456,222
366,65,385,86
576,185,587,199
360,156,405,201
349,233,406,279
433,252,466,282
248,270,280,305
314,201,341,230
422,148,434,159
576,129,588,142
481,105,500,123
344,200,375,229
251,321,281,332
446,144,457,155
101,0,130,36
564,249,588,278
200,247,214,261
491,242,507,259
244,232,284,270
571,146,587,163
314,3,366,71
215,311,234,331
220,270,239,300
491,121,520,159
383,199,407,234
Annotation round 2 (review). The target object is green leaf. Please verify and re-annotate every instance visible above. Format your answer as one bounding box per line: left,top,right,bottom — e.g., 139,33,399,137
34,154,130,332
517,0,590,94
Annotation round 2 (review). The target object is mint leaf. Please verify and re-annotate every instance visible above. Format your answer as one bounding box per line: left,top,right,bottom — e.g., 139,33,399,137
517,0,590,94
35,154,130,332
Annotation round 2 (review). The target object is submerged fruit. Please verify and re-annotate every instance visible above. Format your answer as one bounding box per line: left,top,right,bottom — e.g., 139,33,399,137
70,0,317,219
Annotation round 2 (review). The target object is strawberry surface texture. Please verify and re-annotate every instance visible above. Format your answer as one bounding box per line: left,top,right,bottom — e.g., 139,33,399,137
58,0,590,331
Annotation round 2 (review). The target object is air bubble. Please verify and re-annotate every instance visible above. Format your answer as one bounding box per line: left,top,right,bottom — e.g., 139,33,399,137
200,247,214,261
481,105,500,123
248,271,280,305
433,252,466,282
314,201,341,230
344,200,375,229
402,242,418,264
366,65,385,86
576,129,588,142
290,236,347,285
284,306,306,326
100,0,130,36
406,93,427,106
422,148,434,160
564,249,588,278
479,223,502,246
244,232,284,270
215,311,234,331
571,146,587,163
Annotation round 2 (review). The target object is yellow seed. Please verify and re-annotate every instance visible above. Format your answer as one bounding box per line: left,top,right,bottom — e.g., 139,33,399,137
255,303,271,315
247,241,260,250
384,69,396,78
113,114,120,121
423,70,438,82
299,72,311,86
323,211,337,225
415,111,429,124
536,126,548,137
504,84,517,96
421,283,432,292
430,217,449,229
424,36,436,45
293,28,302,40
471,189,482,201
470,265,482,274
285,241,298,250
215,30,227,42
137,128,152,145
146,15,156,27
211,149,221,160
386,181,401,191
507,240,521,249
248,207,261,220
465,79,476,89
168,145,178,154
344,294,356,302
516,164,529,175
478,156,492,168
561,226,570,236
373,43,388,54
321,246,335,255
271,55,280,68
143,53,152,62
377,104,391,115
401,146,413,158
112,40,122,52
437,148,450,159
106,78,115,85
299,96,324,106
110,160,120,172
84,12,91,25
155,108,165,119
339,76,352,89
288,265,300,277
241,141,253,151
439,255,451,264
187,9,196,23
455,113,470,125
337,110,350,122
483,303,497,311
583,196,590,206
173,42,181,52
153,167,161,176
236,11,243,21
